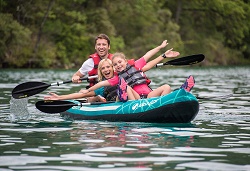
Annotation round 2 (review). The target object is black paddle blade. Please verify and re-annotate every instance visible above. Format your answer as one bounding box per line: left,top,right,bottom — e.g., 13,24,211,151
12,82,50,99
36,100,77,113
165,54,205,66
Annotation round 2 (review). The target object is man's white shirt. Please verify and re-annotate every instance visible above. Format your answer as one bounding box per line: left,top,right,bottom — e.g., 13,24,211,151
79,58,94,76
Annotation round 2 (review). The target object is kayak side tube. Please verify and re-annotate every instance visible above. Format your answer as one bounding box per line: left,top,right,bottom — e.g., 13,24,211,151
61,89,199,123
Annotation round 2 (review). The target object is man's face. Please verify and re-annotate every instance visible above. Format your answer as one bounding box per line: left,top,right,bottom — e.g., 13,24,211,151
95,38,110,58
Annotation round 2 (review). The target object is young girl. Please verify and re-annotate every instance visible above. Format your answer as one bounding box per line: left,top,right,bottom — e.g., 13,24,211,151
81,40,188,101
44,58,117,102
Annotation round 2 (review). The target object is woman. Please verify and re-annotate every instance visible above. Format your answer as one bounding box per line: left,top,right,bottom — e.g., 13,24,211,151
80,40,189,102
44,58,117,102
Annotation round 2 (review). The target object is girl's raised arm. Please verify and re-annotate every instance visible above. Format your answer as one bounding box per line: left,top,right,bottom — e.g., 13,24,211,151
142,48,180,72
142,40,168,62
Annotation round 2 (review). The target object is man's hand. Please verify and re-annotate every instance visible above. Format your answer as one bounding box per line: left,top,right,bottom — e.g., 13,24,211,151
72,75,82,83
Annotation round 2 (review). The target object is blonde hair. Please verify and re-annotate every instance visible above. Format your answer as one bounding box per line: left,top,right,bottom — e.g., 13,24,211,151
111,52,127,62
97,58,114,81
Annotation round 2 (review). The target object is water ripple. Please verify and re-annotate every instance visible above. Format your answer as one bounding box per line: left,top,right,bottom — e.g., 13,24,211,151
0,67,250,170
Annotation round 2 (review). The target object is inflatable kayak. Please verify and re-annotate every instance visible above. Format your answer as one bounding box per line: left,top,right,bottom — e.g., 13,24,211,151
60,89,199,123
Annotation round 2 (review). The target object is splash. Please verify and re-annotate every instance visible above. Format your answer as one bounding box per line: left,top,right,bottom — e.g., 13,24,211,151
9,97,30,122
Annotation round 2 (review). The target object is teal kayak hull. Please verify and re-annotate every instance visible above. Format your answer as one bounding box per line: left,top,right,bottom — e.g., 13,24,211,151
61,89,199,123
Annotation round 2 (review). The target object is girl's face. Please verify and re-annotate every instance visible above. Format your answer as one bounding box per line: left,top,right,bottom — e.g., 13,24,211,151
100,61,114,79
112,57,127,73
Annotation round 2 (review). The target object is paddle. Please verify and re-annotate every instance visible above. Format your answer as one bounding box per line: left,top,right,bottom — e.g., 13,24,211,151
12,75,98,99
156,54,205,67
36,100,114,113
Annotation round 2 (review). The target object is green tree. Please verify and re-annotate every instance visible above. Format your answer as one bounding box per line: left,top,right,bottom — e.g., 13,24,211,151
0,0,249,68
0,13,32,67
164,0,250,65
107,0,182,58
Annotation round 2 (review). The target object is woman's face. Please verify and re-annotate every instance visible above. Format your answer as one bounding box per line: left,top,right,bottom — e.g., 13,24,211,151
100,61,114,79
112,57,127,73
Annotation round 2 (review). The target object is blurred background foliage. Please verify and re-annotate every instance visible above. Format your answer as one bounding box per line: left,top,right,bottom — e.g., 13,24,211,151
0,0,250,68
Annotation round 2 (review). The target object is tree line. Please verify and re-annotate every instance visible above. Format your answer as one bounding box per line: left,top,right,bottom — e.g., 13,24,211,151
1,0,250,69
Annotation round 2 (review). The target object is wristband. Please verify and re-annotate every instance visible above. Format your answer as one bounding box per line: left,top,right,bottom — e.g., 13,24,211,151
162,53,167,58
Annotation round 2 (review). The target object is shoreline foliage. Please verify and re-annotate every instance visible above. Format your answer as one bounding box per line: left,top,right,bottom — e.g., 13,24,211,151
1,0,249,68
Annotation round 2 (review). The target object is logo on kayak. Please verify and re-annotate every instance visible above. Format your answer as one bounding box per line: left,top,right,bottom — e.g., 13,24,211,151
132,100,157,110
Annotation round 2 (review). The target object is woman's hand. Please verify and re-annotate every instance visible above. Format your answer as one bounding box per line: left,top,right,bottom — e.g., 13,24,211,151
44,92,60,100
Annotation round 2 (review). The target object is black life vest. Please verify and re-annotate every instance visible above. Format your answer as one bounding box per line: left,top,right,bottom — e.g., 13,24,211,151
103,85,118,101
118,59,151,87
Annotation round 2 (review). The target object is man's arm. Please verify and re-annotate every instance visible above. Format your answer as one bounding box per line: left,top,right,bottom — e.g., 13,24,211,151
72,58,94,83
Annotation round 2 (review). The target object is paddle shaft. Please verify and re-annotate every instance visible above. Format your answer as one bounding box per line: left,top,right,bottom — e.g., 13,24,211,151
13,75,97,94
12,75,98,99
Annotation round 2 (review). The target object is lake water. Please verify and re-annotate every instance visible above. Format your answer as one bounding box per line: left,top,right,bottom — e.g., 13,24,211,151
0,66,250,171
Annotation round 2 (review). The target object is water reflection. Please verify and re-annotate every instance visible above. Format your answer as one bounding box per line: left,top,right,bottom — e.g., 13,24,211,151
0,67,250,170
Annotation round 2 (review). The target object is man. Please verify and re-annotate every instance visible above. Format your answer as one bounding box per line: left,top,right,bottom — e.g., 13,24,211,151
72,34,113,88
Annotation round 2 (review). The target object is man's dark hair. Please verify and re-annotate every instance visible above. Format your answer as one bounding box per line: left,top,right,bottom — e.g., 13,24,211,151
95,34,110,45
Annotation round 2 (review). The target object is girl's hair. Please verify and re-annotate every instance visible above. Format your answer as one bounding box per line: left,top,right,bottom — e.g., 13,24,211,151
111,52,127,62
97,58,114,81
